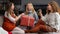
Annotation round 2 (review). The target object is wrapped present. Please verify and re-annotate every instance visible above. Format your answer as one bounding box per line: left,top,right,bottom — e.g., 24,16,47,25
20,15,35,27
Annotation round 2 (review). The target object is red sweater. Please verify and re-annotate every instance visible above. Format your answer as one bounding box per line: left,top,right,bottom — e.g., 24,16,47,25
2,16,16,32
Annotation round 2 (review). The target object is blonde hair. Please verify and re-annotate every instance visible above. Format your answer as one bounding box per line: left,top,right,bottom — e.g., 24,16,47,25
48,1,60,14
25,2,35,14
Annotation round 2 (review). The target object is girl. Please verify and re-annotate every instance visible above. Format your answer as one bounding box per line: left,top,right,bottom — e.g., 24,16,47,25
20,2,39,30
25,1,60,33
2,2,25,34
25,2,39,24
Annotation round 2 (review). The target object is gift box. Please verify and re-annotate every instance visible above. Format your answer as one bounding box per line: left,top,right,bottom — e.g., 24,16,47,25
20,15,35,27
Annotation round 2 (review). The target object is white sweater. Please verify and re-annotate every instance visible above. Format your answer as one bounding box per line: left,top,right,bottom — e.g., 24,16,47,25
41,12,60,31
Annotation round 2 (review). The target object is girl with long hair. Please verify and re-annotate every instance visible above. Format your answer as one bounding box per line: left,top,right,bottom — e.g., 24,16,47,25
2,2,25,34
20,2,39,30
25,2,39,24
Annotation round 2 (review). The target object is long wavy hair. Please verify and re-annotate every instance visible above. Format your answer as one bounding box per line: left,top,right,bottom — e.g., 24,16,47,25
25,2,35,14
47,1,60,14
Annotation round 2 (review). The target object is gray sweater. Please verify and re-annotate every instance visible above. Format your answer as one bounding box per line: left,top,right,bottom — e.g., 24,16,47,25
26,11,39,24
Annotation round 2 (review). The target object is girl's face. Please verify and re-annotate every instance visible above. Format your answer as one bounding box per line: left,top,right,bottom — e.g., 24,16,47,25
10,3,14,10
27,3,33,11
47,4,52,10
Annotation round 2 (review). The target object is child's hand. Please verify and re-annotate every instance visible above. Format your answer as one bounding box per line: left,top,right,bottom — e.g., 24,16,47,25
39,9,43,17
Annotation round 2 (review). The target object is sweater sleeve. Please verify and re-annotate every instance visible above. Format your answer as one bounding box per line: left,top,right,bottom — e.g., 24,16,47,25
55,13,60,31
41,14,48,24
33,11,39,24
4,12,16,23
